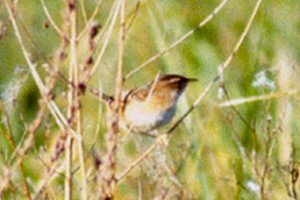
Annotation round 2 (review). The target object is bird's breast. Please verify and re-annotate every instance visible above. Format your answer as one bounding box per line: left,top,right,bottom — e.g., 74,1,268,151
122,98,177,133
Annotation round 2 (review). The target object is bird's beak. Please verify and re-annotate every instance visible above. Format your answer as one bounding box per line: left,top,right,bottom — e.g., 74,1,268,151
188,78,197,82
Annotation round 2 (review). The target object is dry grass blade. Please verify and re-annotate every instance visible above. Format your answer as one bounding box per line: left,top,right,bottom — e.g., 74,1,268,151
40,0,65,39
221,0,264,71
219,90,298,108
125,0,228,80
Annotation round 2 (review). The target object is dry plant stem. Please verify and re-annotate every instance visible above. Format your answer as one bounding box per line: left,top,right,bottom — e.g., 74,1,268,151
65,2,75,198
259,119,278,200
93,0,117,45
0,151,18,196
146,71,161,102
79,0,88,24
77,0,104,40
102,0,125,198
289,148,298,199
85,0,122,83
69,1,88,199
279,151,298,200
221,0,264,71
125,0,228,80
218,90,298,107
65,136,73,200
40,0,65,38
4,0,81,141
138,180,142,200
0,100,31,199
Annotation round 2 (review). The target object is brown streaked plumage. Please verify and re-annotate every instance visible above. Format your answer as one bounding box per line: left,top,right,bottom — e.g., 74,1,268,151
121,74,196,134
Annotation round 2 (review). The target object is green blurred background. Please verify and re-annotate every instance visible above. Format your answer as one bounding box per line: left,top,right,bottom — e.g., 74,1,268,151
0,0,300,199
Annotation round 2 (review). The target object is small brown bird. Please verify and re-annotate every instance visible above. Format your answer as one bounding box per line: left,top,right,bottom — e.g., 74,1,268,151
121,74,196,134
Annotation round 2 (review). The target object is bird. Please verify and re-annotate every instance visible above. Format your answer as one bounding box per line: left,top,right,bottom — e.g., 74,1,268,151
120,74,196,135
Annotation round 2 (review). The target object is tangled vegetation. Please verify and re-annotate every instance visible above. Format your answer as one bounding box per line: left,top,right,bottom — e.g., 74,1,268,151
0,0,299,199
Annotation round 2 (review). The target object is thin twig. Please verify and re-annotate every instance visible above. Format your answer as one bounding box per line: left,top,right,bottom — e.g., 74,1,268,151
94,81,104,142
79,0,88,24
40,0,66,39
168,76,219,134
